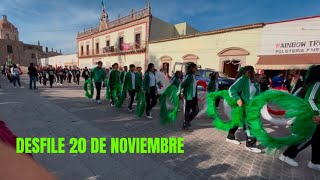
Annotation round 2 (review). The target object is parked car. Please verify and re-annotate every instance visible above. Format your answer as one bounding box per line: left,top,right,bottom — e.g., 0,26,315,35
172,62,235,90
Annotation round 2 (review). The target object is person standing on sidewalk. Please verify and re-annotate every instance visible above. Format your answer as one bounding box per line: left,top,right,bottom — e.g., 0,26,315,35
180,63,199,130
90,61,106,104
226,66,262,154
82,67,90,81
11,64,23,88
48,66,55,88
143,63,157,120
279,65,320,171
28,63,38,90
108,63,121,106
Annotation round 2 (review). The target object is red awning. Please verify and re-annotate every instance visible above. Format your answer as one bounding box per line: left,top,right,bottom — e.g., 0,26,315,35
255,54,320,70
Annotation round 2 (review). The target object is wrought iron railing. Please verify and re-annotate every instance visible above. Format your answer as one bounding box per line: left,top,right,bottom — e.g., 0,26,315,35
77,7,150,38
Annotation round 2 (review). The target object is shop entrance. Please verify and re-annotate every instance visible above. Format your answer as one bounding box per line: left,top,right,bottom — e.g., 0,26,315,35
223,60,240,78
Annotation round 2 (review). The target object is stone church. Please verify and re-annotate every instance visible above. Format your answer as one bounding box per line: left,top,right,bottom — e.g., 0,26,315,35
0,15,61,66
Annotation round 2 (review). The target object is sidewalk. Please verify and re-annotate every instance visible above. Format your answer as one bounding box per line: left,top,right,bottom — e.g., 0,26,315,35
0,75,319,180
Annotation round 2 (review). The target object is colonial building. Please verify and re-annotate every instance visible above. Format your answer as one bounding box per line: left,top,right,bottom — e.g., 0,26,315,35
77,3,198,70
0,15,61,66
40,53,78,68
149,23,264,78
256,15,320,77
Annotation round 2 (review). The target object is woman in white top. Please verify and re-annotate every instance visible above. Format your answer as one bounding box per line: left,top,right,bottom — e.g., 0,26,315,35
11,64,23,88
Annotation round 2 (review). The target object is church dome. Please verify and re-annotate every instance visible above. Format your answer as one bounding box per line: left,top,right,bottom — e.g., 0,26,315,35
0,15,18,32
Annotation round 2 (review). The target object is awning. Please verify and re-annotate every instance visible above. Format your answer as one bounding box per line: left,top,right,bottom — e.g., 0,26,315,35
255,54,320,70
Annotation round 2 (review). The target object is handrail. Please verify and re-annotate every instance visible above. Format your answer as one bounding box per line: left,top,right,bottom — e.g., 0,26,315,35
77,7,150,38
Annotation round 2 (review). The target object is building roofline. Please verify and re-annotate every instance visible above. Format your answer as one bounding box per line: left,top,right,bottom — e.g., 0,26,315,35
267,15,320,25
150,23,264,44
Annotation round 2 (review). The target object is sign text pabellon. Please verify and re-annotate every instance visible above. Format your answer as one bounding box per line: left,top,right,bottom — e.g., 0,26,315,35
275,40,320,54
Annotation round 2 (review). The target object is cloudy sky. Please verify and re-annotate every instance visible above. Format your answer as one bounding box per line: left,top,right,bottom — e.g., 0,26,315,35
1,0,319,54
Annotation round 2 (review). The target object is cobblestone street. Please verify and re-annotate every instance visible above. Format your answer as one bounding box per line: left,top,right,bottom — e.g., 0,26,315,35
0,76,319,180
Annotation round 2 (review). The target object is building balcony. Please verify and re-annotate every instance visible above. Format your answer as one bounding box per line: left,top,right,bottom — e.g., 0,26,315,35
79,41,147,58
77,7,151,39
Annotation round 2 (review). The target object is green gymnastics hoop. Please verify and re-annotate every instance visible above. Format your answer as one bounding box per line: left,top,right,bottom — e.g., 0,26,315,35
84,79,94,99
159,85,180,125
246,90,317,150
207,90,244,131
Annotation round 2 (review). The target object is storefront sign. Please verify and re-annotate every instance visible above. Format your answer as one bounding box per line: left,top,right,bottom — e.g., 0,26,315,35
275,40,320,54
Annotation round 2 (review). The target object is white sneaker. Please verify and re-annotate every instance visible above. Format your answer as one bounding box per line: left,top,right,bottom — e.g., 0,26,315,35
308,161,320,171
146,115,153,120
128,108,133,112
279,154,298,167
14,86,17,88
245,147,262,154
226,138,241,145
111,104,115,107
98,100,101,104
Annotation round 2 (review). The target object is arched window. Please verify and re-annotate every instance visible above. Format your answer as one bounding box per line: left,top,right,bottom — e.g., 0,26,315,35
182,54,199,63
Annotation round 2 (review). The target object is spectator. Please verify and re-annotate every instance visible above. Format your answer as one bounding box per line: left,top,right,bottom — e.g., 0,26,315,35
28,63,38,90
11,64,23,88
259,74,269,92
272,73,284,88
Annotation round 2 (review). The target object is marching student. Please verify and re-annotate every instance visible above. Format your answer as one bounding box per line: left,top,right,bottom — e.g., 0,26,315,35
75,67,81,85
171,71,182,90
136,67,143,92
59,68,64,85
108,63,121,106
47,66,55,88
180,63,199,130
123,64,140,112
42,67,48,86
90,61,106,104
279,65,320,171
120,66,128,84
226,66,262,153
207,72,220,107
143,63,157,119
67,68,73,83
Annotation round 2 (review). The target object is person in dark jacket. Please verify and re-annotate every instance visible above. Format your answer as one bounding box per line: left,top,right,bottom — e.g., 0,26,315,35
82,67,90,81
259,74,269,92
75,67,81,85
28,63,38,90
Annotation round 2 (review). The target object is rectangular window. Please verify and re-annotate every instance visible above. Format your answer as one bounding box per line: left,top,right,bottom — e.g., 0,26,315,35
80,46,84,55
31,53,35,58
7,45,13,53
6,34,9,39
96,43,99,54
135,33,141,49
86,45,89,55
106,40,110,47
119,37,124,50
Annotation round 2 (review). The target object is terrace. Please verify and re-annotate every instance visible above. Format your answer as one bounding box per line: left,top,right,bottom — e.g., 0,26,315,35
77,6,151,38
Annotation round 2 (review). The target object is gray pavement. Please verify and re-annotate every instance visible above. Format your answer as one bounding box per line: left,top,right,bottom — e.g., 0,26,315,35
0,75,319,180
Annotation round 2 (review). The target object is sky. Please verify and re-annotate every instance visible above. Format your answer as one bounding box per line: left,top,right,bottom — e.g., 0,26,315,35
0,0,320,54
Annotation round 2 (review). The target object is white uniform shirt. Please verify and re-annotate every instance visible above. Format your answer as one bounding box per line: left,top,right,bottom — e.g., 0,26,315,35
131,72,135,90
149,72,156,87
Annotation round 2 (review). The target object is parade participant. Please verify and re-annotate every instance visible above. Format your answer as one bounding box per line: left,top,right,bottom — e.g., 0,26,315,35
123,64,138,112
75,67,81,85
143,63,157,119
272,72,284,88
207,72,218,93
42,67,48,86
82,67,90,81
226,66,262,153
11,64,23,88
90,61,106,104
59,68,64,85
6,65,13,83
180,63,199,129
279,65,320,171
120,66,128,84
108,63,121,106
38,68,42,84
136,67,143,92
28,63,38,90
64,68,68,81
48,66,55,88
171,71,182,90
67,68,72,83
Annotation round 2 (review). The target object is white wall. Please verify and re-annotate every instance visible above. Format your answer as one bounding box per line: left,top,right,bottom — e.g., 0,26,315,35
260,17,320,55
40,54,78,67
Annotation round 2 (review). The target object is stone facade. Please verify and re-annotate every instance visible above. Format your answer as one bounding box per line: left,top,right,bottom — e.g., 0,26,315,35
0,15,61,66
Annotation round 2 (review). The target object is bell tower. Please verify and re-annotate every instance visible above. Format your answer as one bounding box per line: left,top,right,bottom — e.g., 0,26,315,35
99,0,109,31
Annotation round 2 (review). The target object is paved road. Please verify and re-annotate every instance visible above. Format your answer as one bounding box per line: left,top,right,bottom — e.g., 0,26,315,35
0,75,319,180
